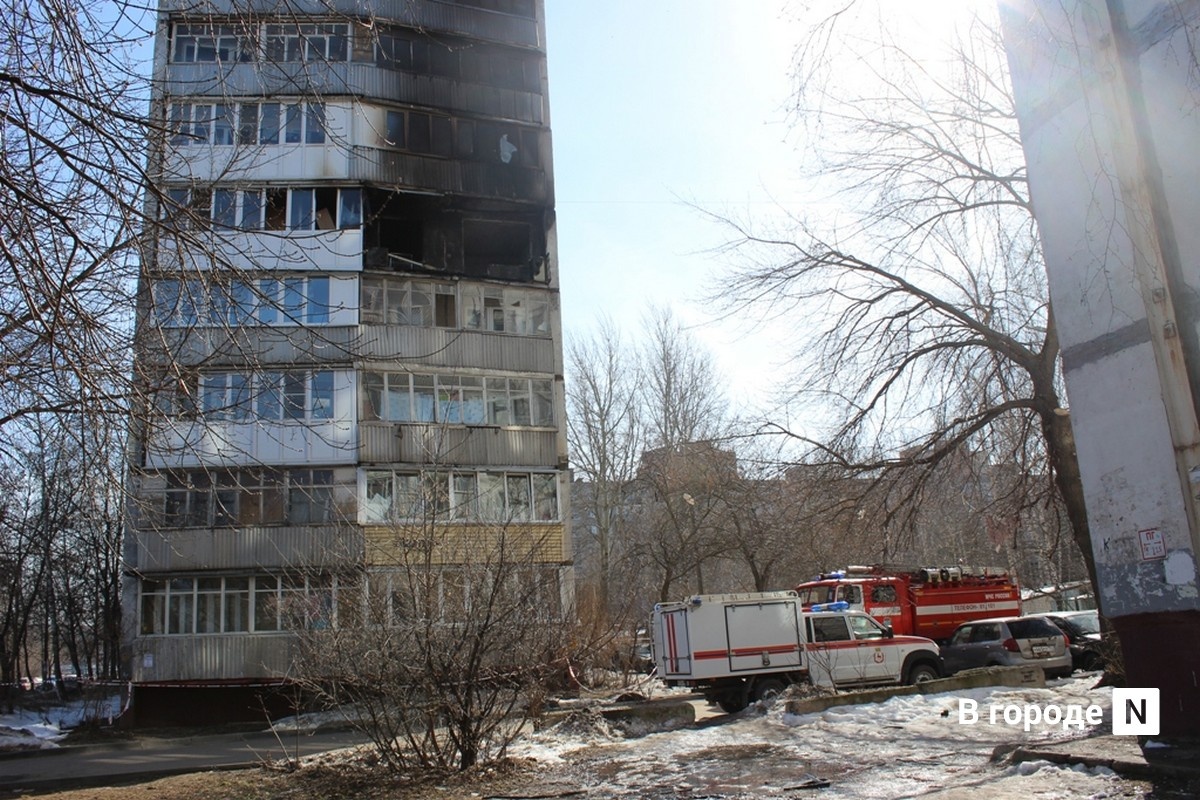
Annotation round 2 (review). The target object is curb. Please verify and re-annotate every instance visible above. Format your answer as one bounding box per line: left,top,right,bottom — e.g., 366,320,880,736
784,666,1046,716
1010,736,1200,782
537,696,697,732
1010,744,1158,779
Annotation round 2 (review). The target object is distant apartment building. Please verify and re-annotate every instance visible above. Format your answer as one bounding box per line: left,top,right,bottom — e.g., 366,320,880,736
125,0,569,723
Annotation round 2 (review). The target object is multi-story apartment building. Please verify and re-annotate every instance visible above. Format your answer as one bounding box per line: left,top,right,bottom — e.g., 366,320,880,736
125,0,569,724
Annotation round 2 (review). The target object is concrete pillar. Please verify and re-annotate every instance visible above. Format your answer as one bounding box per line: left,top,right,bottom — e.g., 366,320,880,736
999,0,1200,739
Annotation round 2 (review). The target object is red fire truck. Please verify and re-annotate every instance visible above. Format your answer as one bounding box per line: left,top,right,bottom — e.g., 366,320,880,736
793,564,1022,642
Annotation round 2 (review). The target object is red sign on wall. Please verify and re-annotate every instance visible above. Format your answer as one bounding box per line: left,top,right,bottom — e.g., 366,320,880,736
1139,528,1166,561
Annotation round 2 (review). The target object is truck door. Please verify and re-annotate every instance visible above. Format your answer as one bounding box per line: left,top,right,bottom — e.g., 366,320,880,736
657,608,692,677
866,582,903,632
724,599,803,672
807,613,895,685
806,615,858,686
846,613,897,681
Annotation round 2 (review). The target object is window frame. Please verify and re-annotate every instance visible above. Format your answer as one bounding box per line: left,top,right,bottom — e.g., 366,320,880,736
138,573,345,636
362,469,559,523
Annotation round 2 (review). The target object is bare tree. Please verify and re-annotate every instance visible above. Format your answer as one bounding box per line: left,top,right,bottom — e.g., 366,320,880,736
714,4,1093,588
711,443,840,592
294,507,573,771
640,306,726,449
0,0,153,433
0,0,163,689
565,319,644,622
630,441,739,601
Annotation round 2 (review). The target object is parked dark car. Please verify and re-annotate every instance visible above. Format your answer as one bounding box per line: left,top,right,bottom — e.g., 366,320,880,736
1031,610,1107,672
940,616,1073,679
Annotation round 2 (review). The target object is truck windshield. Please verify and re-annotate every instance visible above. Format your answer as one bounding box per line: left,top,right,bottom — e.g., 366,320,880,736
796,586,836,605
836,585,863,604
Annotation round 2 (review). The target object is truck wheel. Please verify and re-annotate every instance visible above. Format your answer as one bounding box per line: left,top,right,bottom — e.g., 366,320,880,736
753,677,787,704
717,691,749,713
908,663,939,685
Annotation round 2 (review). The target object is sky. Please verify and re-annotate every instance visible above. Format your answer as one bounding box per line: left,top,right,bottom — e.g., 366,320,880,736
543,1,809,409
542,1,988,419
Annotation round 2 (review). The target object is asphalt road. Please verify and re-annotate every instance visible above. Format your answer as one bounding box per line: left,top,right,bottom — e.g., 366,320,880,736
0,727,371,794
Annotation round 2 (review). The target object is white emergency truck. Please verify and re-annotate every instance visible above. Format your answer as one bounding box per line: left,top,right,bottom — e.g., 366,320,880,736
651,591,943,712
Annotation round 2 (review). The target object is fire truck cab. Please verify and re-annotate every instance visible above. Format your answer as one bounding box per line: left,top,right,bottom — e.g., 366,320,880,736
794,564,1022,642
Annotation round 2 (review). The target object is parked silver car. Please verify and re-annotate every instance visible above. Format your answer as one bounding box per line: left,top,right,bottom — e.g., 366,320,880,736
940,616,1073,679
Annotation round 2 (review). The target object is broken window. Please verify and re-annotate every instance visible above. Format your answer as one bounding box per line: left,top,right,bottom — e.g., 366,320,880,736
462,285,550,335
462,219,531,276
360,278,452,327
314,188,337,229
238,470,286,526
278,187,359,230
376,30,418,71
265,189,287,229
434,285,456,327
385,110,405,148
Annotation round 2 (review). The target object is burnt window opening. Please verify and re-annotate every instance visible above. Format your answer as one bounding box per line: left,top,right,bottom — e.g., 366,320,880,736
379,110,539,167
453,0,536,20
408,112,432,153
364,190,428,269
455,121,474,157
463,219,532,280
265,189,287,230
473,121,538,167
315,188,338,230
376,28,540,93
435,289,456,327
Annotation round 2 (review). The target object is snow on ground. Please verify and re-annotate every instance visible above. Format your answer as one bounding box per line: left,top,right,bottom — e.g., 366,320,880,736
0,692,124,751
512,676,1159,799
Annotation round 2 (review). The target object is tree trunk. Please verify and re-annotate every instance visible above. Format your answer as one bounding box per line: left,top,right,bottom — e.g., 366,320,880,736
1041,407,1099,595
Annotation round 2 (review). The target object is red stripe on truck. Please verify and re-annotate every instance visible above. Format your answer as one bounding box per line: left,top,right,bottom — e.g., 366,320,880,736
693,644,800,661
666,613,678,672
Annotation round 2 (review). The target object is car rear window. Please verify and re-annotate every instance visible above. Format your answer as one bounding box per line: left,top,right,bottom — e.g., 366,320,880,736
1008,618,1062,638
1067,613,1100,635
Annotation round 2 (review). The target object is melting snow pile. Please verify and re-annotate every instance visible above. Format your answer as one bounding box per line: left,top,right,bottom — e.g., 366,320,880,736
0,693,123,752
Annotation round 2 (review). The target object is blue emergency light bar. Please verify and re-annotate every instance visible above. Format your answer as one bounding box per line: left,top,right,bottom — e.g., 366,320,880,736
810,601,851,612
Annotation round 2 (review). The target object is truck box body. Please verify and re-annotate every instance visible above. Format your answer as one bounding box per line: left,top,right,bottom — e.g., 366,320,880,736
656,592,804,683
